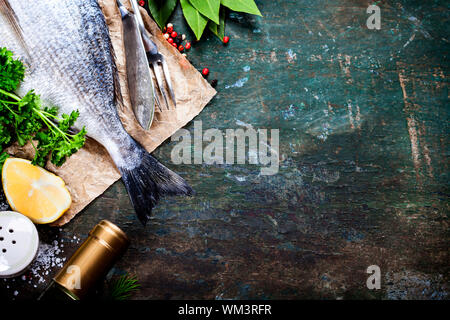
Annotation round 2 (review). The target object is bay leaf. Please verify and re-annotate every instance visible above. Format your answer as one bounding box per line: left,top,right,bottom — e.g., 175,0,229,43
208,7,226,40
147,0,178,29
189,0,221,24
180,0,209,40
220,0,262,16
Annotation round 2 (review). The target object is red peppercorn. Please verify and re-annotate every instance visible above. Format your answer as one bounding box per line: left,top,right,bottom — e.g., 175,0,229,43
171,31,178,38
202,68,209,76
167,26,173,34
168,37,173,44
185,42,191,50
138,0,145,6
178,45,184,52
223,36,230,44
172,42,177,48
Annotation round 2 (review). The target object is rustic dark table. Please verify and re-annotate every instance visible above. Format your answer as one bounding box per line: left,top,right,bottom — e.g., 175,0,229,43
1,0,449,300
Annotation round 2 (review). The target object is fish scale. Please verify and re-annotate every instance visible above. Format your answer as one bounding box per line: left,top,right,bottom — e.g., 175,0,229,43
0,0,192,225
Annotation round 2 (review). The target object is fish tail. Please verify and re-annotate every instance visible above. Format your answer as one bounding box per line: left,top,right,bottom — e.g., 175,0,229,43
116,138,193,226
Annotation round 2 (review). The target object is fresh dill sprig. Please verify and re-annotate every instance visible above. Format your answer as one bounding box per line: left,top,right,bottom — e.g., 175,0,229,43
109,273,141,300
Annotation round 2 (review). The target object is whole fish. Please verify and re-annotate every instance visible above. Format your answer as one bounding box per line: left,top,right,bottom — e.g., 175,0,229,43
0,0,192,225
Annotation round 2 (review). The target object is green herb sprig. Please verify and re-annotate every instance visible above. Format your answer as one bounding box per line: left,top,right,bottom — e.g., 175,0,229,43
146,0,262,41
109,274,141,300
0,47,87,169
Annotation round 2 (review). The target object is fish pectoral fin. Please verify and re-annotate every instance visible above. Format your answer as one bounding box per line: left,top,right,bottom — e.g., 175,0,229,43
0,0,31,59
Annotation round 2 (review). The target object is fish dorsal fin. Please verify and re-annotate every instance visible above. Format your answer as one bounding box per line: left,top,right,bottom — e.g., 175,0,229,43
0,0,31,58
109,41,125,110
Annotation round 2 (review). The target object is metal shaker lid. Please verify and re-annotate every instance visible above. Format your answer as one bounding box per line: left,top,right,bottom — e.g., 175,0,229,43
0,211,39,278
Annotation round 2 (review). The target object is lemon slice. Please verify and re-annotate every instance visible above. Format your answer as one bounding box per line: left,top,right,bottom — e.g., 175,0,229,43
2,158,72,224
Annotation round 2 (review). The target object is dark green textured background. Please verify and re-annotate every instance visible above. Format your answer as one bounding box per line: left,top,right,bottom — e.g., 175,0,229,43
1,0,449,299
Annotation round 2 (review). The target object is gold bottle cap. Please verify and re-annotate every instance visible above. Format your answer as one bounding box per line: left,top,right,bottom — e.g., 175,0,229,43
54,220,129,299
90,220,129,254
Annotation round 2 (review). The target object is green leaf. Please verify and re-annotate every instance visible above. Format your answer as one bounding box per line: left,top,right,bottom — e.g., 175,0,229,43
0,47,25,92
220,0,262,16
189,0,220,24
208,7,226,40
147,0,178,29
0,152,9,171
180,0,209,40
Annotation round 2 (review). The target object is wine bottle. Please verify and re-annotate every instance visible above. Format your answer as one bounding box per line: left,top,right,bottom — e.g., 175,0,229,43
38,220,129,300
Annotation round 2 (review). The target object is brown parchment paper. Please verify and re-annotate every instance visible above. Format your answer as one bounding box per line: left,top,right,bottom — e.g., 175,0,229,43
7,0,216,226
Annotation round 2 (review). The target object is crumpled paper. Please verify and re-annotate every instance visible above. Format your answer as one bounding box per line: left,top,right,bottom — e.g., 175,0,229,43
6,0,216,226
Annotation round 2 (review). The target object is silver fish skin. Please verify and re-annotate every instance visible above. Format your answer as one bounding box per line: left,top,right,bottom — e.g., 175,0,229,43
0,0,192,225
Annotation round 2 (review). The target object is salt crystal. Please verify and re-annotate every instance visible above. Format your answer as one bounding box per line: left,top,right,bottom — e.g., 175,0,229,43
27,238,66,288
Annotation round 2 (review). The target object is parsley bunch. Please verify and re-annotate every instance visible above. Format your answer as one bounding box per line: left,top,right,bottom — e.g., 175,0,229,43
0,47,87,169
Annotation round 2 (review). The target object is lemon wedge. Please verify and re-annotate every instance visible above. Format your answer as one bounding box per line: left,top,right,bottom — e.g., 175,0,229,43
2,158,71,224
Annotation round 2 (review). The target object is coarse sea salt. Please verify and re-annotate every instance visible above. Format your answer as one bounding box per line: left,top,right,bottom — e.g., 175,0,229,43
28,241,66,284
2,234,66,298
